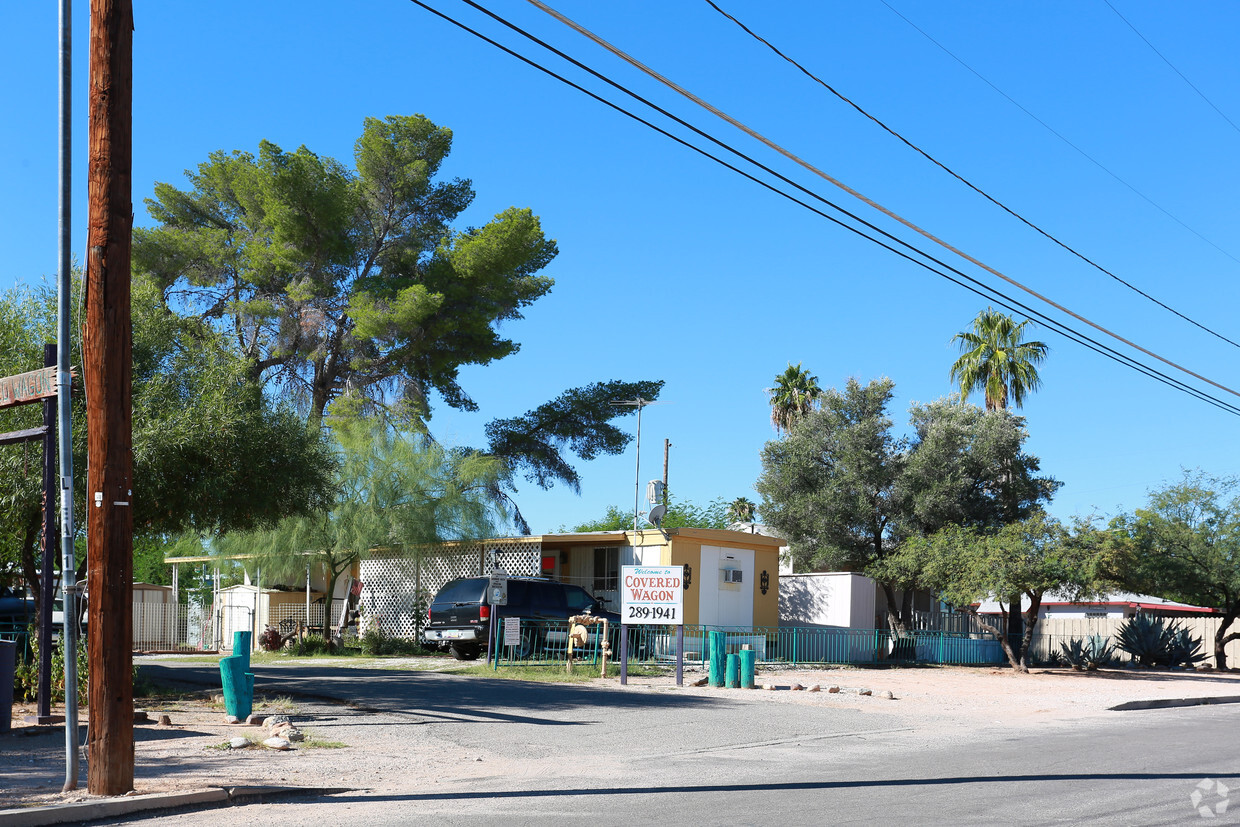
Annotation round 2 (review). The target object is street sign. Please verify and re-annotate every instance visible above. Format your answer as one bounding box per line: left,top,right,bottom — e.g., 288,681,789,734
620,565,684,625
0,367,60,409
504,616,521,646
489,569,508,606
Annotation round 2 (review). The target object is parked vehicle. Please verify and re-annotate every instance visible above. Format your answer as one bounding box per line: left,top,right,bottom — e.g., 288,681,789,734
424,577,619,660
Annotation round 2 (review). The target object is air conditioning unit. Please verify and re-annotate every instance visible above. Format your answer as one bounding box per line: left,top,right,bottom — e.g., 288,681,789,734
721,569,743,584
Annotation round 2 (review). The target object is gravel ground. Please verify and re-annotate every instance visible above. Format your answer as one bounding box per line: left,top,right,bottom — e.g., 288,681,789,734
4,661,1239,811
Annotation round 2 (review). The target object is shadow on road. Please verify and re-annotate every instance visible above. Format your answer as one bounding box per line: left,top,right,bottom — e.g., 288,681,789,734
138,662,718,728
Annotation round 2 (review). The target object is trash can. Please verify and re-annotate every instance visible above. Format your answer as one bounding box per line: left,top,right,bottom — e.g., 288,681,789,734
0,640,16,734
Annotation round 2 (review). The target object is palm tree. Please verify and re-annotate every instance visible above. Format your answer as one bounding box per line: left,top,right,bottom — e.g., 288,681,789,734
950,309,1049,411
727,497,757,524
767,363,823,433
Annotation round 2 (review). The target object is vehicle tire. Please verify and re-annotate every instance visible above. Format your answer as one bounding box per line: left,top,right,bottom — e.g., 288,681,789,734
450,643,481,660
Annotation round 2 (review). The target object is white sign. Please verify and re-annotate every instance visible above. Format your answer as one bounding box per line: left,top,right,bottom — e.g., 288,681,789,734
620,565,684,625
503,616,521,646
489,569,508,606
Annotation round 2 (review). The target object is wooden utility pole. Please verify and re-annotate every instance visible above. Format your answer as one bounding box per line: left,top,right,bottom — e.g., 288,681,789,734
85,0,134,795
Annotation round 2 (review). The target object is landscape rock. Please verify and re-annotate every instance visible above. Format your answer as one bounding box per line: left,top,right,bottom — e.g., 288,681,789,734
133,711,149,724
881,691,895,700
807,684,821,693
262,736,293,751
263,715,291,728
690,677,708,687
790,683,804,691
212,694,225,703
245,713,265,726
285,729,305,743
224,715,240,725
858,689,873,697
762,683,776,691
158,714,172,726
827,686,841,694
229,737,252,750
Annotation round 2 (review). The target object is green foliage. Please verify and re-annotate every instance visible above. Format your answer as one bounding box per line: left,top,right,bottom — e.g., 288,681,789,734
569,493,731,532
13,627,88,706
727,497,757,524
950,308,1049,411
1115,615,1203,667
1116,471,1240,669
1057,635,1116,671
766,362,822,433
134,114,557,428
217,419,505,638
359,628,426,656
757,379,1058,576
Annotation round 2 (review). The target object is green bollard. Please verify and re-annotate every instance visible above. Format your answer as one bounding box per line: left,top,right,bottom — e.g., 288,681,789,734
725,653,739,688
708,631,726,687
220,630,254,720
739,649,756,689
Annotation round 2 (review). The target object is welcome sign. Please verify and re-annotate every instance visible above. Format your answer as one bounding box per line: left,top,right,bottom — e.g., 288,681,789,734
0,367,59,409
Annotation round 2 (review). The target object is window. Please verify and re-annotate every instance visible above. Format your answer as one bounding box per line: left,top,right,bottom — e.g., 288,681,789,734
593,547,619,594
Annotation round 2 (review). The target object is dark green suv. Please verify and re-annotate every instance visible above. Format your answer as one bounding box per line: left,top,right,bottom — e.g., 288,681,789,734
424,577,618,660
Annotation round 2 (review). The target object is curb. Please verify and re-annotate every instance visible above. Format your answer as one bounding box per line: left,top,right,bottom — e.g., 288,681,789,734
0,785,349,827
1110,695,1240,711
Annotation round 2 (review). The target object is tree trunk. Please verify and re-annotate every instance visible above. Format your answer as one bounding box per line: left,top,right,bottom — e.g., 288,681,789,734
1214,603,1240,670
1016,592,1043,671
1006,592,1023,659
967,609,1027,673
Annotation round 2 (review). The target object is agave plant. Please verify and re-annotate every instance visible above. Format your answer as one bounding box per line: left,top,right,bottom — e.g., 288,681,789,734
1116,615,1203,667
1058,635,1116,671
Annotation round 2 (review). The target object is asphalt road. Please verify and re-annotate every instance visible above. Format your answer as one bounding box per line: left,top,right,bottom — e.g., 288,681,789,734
128,660,1240,825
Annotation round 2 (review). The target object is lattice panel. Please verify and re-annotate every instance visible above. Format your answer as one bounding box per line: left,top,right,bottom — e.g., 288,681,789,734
359,558,422,639
486,541,540,577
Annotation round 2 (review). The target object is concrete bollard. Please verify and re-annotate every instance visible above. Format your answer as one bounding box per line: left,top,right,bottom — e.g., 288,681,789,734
739,649,756,689
725,653,739,688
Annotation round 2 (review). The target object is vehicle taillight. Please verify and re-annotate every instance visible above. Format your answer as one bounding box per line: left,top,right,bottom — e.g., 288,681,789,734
479,605,491,621
427,606,432,624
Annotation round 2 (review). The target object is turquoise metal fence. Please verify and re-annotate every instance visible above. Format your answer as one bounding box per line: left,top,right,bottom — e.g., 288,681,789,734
489,621,1008,667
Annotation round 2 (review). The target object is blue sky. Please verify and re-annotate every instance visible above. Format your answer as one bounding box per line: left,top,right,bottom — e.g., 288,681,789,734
3,2,1239,535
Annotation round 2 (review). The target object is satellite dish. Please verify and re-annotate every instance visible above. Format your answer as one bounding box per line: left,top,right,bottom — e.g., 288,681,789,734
647,504,667,528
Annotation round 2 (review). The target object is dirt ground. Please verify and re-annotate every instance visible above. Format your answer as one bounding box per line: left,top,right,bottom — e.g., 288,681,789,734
4,662,1239,811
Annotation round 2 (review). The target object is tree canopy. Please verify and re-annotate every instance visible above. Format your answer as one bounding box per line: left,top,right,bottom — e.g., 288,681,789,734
766,362,822,434
133,114,557,428
950,309,1048,411
755,377,1057,631
884,513,1116,671
1116,471,1240,669
569,493,731,533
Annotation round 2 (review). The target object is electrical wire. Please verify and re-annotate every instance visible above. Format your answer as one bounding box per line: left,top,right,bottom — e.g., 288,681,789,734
702,0,1240,352
877,0,1240,268
1101,0,1240,138
404,0,1240,417
520,0,1240,403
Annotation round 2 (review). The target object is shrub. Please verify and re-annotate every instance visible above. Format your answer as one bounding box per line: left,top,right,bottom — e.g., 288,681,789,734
258,626,283,652
1058,635,1115,671
14,625,89,706
1116,615,1203,667
360,628,424,656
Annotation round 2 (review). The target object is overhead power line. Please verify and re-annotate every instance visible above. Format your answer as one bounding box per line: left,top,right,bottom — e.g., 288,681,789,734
877,0,1240,268
520,0,1240,404
404,0,1240,418
1101,0,1240,138
702,0,1240,352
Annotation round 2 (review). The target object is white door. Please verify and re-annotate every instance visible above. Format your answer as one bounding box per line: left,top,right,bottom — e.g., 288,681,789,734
698,546,754,627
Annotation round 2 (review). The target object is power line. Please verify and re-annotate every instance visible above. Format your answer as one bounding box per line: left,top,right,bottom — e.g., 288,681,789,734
521,0,1240,404
701,0,1240,352
877,0,1240,268
403,0,1240,418
1101,0,1240,137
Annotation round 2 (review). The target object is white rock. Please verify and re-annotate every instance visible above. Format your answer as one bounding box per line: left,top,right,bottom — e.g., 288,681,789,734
762,683,776,691
790,683,804,691
224,715,240,725
262,736,293,751
881,690,895,700
807,684,821,693
229,737,252,749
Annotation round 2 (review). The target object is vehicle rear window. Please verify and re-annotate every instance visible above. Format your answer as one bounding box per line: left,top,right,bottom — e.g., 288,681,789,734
564,586,594,614
434,579,486,605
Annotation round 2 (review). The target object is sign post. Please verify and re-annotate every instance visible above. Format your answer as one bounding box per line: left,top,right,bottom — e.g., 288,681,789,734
619,565,686,686
488,570,507,669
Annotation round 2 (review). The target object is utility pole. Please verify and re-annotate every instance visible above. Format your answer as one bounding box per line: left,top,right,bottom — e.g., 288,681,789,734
85,0,134,795
662,439,670,509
